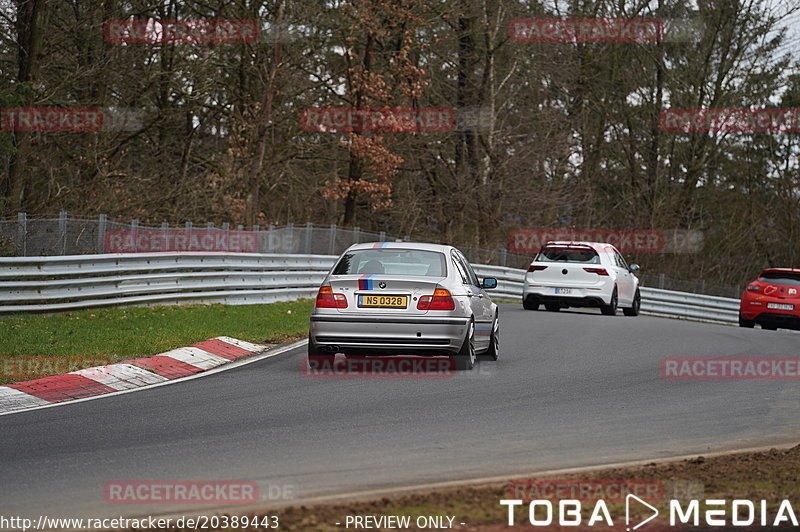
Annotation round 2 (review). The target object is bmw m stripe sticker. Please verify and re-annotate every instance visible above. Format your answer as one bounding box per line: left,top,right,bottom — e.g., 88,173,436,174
359,275,376,290
372,242,390,248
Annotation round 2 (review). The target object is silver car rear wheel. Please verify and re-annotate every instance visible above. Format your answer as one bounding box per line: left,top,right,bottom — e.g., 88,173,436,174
308,336,334,369
485,314,499,361
454,321,475,371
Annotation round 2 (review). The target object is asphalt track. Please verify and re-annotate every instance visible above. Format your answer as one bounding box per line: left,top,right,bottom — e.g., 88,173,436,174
1,303,799,522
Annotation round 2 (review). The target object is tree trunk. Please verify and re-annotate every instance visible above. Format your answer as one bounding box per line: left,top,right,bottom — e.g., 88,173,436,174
7,0,45,212
342,32,374,227
246,0,285,226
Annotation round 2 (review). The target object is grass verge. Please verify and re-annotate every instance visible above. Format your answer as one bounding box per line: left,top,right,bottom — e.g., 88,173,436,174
0,300,314,384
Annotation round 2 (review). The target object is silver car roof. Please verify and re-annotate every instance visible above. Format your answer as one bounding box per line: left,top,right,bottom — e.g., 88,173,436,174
344,242,455,253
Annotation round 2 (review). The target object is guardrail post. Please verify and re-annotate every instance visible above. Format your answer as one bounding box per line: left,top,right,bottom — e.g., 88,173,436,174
305,222,313,254
130,219,139,252
253,225,261,252
379,231,386,242
658,273,665,290
160,222,168,250
267,224,275,252
97,214,107,253
354,226,360,244
286,223,294,251
184,221,192,245
328,224,337,255
59,211,68,255
499,248,507,267
17,212,27,256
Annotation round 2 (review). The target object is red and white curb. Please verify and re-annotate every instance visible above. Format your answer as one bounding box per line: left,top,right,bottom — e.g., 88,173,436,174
0,336,265,414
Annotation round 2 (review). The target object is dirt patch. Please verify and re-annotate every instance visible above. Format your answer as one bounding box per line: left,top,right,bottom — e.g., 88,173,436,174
130,444,800,531
265,444,800,531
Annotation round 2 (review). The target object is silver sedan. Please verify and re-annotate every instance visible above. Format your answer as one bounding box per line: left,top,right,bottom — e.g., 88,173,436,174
308,242,499,370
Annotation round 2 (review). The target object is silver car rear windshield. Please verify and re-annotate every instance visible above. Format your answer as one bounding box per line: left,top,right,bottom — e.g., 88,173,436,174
332,249,447,277
535,246,600,264
759,272,800,286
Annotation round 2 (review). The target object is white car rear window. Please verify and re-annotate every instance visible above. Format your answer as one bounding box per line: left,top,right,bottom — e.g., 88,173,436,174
535,246,600,264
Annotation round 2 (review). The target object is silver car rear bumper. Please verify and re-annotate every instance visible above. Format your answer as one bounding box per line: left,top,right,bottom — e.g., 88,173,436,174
309,314,469,354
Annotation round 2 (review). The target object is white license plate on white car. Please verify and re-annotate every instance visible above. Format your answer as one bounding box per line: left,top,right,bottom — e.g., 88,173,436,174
767,302,793,311
555,287,572,295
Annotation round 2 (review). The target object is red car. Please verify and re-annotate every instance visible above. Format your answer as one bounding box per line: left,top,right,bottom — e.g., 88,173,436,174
739,268,800,330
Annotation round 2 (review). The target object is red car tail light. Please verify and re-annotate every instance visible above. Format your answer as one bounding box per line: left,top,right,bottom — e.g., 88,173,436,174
417,288,456,311
583,267,609,276
315,286,348,308
528,265,548,272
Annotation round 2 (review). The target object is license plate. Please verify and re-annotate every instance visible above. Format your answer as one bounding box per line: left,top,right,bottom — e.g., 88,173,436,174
555,287,572,295
358,294,408,308
767,302,793,311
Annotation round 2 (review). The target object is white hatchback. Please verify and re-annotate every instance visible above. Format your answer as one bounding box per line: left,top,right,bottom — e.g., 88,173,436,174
521,241,641,316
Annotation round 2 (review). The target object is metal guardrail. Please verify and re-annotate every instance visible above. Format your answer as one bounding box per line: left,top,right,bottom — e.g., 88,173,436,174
0,253,336,313
2,213,746,298
639,287,739,325
0,253,741,325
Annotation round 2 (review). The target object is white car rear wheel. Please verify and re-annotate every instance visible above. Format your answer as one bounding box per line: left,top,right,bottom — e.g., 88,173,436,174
623,288,641,316
600,287,618,316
